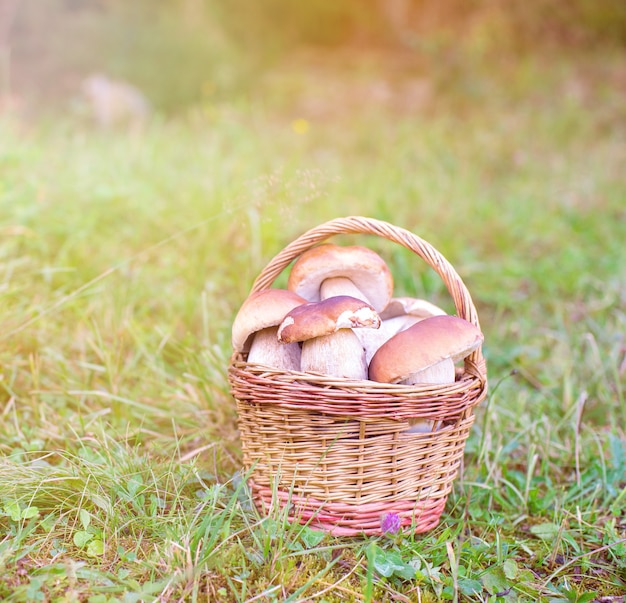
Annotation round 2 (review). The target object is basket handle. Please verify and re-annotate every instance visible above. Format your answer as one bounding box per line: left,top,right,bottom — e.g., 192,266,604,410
250,216,483,362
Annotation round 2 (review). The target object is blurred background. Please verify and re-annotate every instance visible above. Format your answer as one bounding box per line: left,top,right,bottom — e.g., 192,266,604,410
0,0,624,433
2,0,626,122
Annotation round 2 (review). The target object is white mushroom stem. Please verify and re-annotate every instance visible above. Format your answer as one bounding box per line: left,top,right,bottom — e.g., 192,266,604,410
399,357,455,435
405,421,437,434
357,314,423,365
247,327,301,371
301,329,368,380
400,357,456,385
319,277,369,304
278,296,380,380
319,281,380,371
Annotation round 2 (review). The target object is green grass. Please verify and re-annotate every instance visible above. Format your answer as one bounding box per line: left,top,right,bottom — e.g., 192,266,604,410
0,46,625,602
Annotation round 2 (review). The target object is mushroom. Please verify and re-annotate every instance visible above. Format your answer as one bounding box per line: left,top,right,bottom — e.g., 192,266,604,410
277,295,381,380
287,244,394,313
368,315,484,385
231,289,307,370
368,315,484,432
359,297,449,365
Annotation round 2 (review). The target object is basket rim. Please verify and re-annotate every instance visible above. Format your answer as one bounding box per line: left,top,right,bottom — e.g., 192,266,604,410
229,356,487,420
230,355,486,392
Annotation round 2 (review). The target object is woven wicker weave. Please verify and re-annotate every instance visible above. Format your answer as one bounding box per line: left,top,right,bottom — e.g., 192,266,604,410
228,216,487,536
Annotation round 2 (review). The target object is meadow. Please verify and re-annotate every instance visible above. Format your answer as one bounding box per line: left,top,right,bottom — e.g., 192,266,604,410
0,42,625,602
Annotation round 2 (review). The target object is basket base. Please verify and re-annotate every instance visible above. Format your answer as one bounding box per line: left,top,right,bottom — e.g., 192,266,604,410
251,482,447,536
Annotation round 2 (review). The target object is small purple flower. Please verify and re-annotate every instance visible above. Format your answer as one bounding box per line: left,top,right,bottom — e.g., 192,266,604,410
380,512,402,535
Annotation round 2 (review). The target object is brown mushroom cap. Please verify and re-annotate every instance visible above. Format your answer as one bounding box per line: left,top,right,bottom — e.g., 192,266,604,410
368,315,484,384
231,289,307,353
287,244,393,312
277,295,381,344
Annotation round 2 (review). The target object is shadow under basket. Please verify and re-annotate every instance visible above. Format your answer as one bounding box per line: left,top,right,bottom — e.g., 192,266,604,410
228,216,488,536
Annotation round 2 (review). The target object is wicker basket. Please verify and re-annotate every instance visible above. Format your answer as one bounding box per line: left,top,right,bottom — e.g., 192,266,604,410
228,216,487,536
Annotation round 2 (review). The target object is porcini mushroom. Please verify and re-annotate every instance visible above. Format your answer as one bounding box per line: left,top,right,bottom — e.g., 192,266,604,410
368,315,484,385
368,315,484,434
287,244,394,313
231,289,307,370
278,295,381,380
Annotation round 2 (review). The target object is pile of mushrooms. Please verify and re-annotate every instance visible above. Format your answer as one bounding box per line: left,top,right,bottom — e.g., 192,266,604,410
232,244,484,429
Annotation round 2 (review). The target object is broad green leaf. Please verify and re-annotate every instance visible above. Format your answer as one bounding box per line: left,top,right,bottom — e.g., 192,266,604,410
87,539,105,557
395,562,418,581
300,526,325,549
503,558,519,580
126,476,143,497
482,567,510,596
458,577,483,596
5,501,21,521
26,576,45,602
373,549,408,578
530,522,560,541
441,585,455,600
89,494,112,513
80,509,91,530
372,554,396,577
21,506,39,520
74,530,94,547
